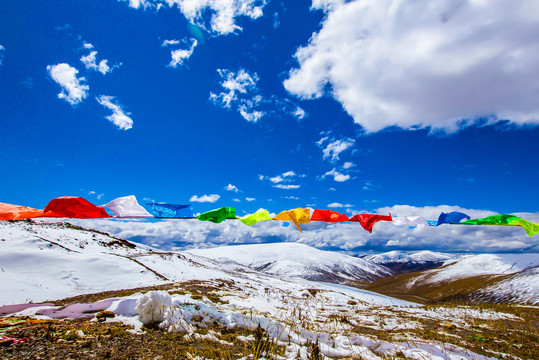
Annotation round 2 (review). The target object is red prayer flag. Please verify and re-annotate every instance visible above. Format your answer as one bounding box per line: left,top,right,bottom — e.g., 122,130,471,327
311,209,349,222
349,213,392,233
39,196,110,219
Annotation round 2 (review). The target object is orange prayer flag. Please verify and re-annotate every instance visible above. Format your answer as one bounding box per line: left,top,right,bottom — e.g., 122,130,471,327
0,202,44,220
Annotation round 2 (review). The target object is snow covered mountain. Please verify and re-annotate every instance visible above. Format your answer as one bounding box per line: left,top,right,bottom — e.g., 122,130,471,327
363,250,458,264
366,253,539,304
188,242,394,283
362,250,460,274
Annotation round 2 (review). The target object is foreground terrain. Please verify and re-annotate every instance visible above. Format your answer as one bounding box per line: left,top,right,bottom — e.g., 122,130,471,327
1,281,538,359
1,220,538,359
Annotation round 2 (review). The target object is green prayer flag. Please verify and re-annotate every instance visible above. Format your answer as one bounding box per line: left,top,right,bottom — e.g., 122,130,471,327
197,207,236,223
509,218,539,237
461,214,521,225
239,209,273,226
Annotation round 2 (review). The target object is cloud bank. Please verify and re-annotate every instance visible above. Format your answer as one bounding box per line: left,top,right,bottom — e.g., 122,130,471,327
284,0,539,133
67,205,539,254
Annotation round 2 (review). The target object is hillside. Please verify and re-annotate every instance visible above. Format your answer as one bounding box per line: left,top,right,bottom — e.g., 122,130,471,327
366,253,539,304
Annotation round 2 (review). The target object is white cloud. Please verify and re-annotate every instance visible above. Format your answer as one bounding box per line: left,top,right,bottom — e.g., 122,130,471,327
47,63,89,105
225,184,240,192
68,206,539,253
269,175,284,184
81,50,120,75
210,69,265,122
98,60,111,75
246,197,256,202
88,191,104,200
122,0,153,9
282,171,296,177
164,38,198,68
342,162,355,169
323,169,350,182
293,107,306,120
327,202,353,208
285,0,539,133
320,138,355,161
162,39,180,47
273,184,300,190
83,42,94,49
96,95,134,130
81,51,98,70
211,69,257,107
264,171,303,186
120,0,265,35
190,194,220,203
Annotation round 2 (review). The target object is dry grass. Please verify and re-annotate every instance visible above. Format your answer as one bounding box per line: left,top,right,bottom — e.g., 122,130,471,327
1,280,537,359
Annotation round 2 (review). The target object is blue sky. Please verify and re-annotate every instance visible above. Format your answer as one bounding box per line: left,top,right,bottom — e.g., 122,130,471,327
1,0,538,245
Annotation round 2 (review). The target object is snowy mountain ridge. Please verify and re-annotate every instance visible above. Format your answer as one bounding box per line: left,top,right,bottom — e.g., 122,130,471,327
188,242,393,283
362,250,459,264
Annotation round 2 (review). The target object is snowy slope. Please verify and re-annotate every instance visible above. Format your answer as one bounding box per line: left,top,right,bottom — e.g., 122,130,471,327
429,253,539,282
367,252,539,304
0,220,403,307
188,242,393,283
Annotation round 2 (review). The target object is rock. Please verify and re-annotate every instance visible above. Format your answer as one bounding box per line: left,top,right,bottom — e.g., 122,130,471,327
96,311,115,322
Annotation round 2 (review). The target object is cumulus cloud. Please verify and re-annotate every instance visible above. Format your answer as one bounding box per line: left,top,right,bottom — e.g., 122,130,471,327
47,63,89,105
342,162,355,169
323,168,350,182
96,95,134,130
119,0,265,35
162,38,198,68
225,184,240,192
245,197,256,202
67,206,539,253
285,0,539,133
210,68,266,122
190,194,220,203
0,44,5,65
83,42,94,49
